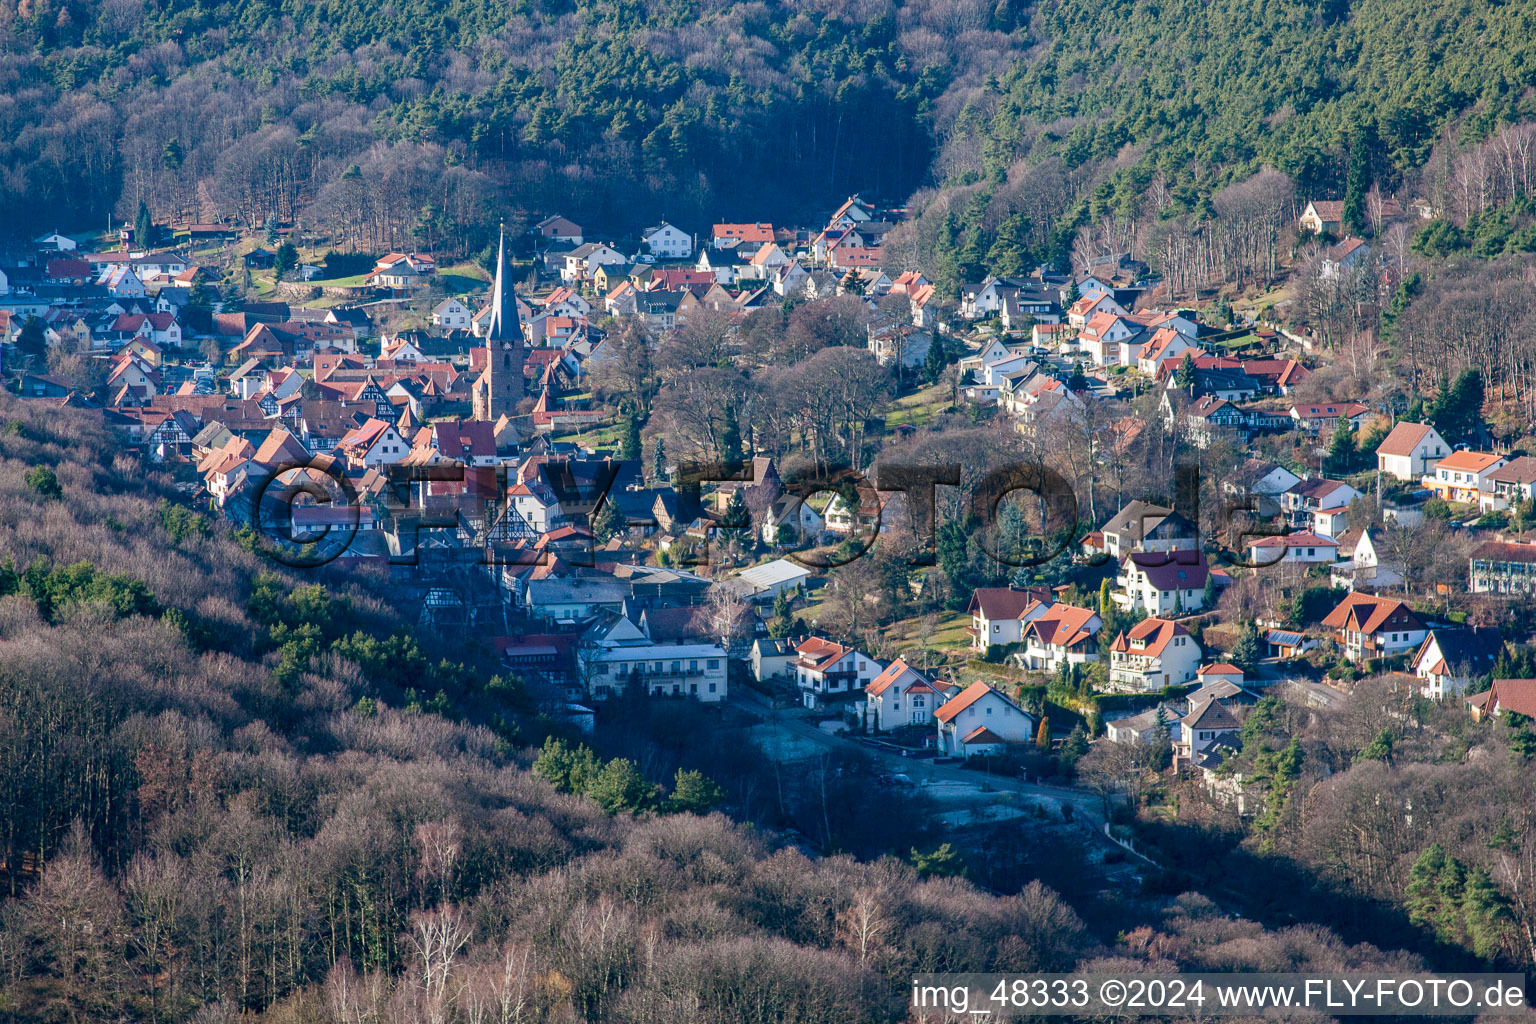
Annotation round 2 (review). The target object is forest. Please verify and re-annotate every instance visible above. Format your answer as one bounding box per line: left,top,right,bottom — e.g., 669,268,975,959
8,0,1536,253
0,0,1035,245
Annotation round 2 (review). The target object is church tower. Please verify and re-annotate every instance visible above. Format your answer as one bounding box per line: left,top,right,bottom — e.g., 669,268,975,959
474,225,525,422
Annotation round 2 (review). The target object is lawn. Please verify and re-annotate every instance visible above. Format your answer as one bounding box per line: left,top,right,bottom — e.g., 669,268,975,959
552,421,622,449
884,382,951,430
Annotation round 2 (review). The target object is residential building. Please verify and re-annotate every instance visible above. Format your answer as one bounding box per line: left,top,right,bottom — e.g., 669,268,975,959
581,639,728,702
1413,626,1503,699
1108,618,1201,691
1425,450,1506,504
793,637,877,709
1246,530,1339,566
641,222,692,259
1321,592,1428,662
1289,401,1369,433
1015,603,1102,674
750,637,795,683
1115,549,1214,616
1468,678,1536,721
1480,456,1536,512
934,682,1037,757
866,659,946,730
1175,698,1242,762
1469,539,1536,595
967,586,1057,648
1298,200,1345,235
1375,422,1447,481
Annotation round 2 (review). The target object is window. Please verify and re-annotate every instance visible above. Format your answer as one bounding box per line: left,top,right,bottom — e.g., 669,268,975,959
689,660,698,671
708,682,717,693
707,659,719,669
671,661,680,673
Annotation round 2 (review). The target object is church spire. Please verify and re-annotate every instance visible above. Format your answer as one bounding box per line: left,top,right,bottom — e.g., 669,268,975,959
486,222,519,343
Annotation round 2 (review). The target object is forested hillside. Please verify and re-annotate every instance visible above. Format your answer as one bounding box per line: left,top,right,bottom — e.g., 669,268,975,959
8,0,1536,250
0,0,1031,243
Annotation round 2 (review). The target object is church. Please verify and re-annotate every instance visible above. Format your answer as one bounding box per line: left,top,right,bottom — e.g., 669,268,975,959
472,225,527,423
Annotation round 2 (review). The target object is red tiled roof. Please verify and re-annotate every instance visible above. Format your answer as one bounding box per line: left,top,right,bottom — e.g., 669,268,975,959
1110,617,1189,658
1375,421,1435,457
1321,593,1424,635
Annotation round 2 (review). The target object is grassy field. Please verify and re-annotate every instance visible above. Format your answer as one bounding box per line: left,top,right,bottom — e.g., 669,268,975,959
884,382,952,430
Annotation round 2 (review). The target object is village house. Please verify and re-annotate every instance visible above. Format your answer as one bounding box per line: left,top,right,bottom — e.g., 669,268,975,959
793,637,878,709
1289,401,1369,433
1104,707,1174,746
562,243,627,285
711,223,774,250
431,297,474,331
1015,602,1102,674
967,585,1058,649
1108,618,1201,691
1282,478,1361,535
1425,450,1506,504
534,215,583,245
369,253,435,293
1412,626,1504,699
1329,528,1405,591
641,221,692,260
1115,549,1214,616
1066,290,1126,328
1174,698,1242,763
1298,200,1345,235
335,417,410,469
749,637,795,684
1375,421,1448,481
1321,592,1428,662
865,659,946,730
1468,678,1536,721
933,682,1037,758
1479,456,1536,512
578,614,728,702
1246,530,1339,566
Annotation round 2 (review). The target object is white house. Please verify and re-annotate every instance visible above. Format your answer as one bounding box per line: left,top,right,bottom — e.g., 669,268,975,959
1108,618,1201,691
865,659,946,730
523,578,628,623
793,637,877,709
1425,450,1506,504
1412,626,1503,699
1375,422,1447,481
1246,530,1339,566
1015,603,1102,674
967,586,1057,649
1321,592,1428,662
1115,550,1214,616
431,297,474,331
750,637,795,683
1175,698,1242,762
36,231,77,251
581,637,728,702
934,682,1037,757
1105,707,1172,745
1329,528,1404,591
641,222,692,260
335,418,409,469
